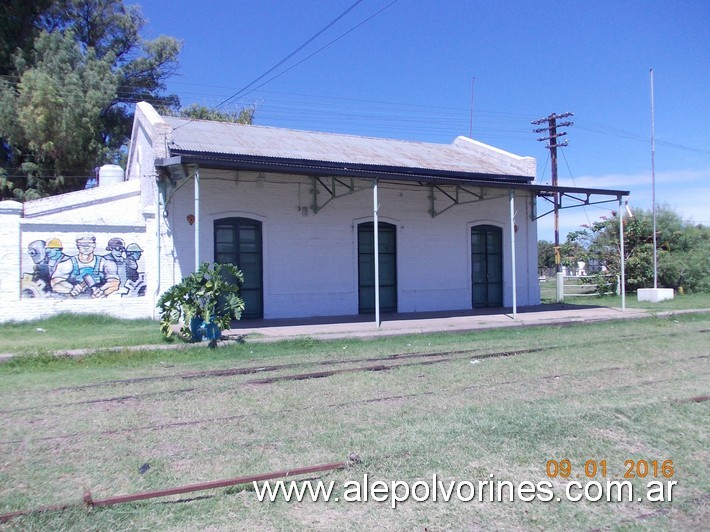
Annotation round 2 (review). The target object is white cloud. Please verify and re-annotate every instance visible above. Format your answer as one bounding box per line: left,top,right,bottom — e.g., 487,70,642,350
535,167,710,242
558,167,708,192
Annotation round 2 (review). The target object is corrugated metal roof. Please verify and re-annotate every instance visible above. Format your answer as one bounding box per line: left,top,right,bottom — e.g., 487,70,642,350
162,116,536,179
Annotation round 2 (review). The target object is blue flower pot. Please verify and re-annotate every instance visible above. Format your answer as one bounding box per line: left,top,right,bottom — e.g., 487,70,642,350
190,316,221,343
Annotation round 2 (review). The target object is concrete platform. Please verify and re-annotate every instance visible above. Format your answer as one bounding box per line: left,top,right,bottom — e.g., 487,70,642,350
224,304,662,342
3,305,708,361
638,288,675,303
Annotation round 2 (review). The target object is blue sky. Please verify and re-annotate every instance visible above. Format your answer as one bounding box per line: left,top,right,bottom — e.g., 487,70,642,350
139,0,710,241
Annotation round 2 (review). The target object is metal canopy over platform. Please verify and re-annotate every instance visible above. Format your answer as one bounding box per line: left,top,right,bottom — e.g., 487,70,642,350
164,149,630,215
531,183,630,220
156,116,631,327
162,115,628,210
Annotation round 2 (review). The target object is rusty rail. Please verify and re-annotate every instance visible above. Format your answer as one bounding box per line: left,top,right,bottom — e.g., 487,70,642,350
675,394,710,404
0,454,360,523
0,502,76,524
84,455,360,507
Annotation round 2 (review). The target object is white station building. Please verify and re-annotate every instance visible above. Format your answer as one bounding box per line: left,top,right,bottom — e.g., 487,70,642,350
0,102,629,324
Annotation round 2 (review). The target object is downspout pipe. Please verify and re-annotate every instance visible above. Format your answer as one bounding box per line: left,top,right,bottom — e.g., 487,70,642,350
153,178,162,319
509,189,517,319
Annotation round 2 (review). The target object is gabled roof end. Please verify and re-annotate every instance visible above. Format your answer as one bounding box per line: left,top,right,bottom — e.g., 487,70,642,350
453,136,536,178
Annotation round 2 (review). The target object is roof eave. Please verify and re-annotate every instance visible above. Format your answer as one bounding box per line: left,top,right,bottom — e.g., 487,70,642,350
168,150,534,185
160,150,629,198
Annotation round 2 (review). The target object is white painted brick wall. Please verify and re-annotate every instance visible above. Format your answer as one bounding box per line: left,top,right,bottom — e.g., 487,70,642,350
0,201,23,304
0,181,153,323
1,101,542,324
22,180,142,225
163,169,540,319
1,171,541,323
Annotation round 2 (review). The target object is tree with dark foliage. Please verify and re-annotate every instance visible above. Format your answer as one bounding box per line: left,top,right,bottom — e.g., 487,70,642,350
0,0,181,200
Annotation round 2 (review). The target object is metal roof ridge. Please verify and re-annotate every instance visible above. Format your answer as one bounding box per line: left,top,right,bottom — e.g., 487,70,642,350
163,114,471,148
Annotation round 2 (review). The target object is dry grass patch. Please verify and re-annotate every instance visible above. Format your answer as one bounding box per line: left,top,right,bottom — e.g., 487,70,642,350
0,314,708,529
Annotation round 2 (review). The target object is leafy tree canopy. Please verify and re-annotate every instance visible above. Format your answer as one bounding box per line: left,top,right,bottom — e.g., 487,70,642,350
537,240,556,274
565,206,710,294
168,103,257,124
0,0,182,200
538,239,585,276
0,0,54,76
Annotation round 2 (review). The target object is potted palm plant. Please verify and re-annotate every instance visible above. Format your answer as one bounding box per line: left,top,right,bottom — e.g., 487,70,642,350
158,262,245,347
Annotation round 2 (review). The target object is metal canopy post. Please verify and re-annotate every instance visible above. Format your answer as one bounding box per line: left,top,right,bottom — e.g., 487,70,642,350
194,168,200,271
373,179,380,328
509,189,517,319
619,197,626,311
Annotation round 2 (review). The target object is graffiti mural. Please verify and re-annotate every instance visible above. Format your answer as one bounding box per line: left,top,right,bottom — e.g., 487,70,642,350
21,235,146,298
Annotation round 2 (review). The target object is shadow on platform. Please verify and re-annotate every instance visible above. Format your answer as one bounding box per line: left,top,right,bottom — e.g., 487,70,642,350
228,302,604,330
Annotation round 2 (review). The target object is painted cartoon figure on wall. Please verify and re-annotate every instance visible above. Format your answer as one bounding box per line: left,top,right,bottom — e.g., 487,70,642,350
104,237,128,287
125,243,143,283
26,240,49,292
20,234,146,298
61,235,119,298
46,239,72,289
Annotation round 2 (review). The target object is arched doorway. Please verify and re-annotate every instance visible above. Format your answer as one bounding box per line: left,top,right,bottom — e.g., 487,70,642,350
214,217,263,319
471,225,503,308
358,221,397,314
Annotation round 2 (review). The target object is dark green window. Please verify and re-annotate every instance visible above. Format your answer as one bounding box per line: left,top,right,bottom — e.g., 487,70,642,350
471,225,503,308
358,222,397,314
214,217,263,319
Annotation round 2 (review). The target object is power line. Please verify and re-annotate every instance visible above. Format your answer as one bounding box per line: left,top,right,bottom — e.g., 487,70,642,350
575,120,710,155
211,0,366,111
6,70,709,154
560,148,592,229
236,0,400,100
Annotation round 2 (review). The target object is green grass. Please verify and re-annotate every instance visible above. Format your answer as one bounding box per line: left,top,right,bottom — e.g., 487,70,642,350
539,279,710,310
0,313,168,356
4,290,710,360
562,291,710,311
1,313,708,530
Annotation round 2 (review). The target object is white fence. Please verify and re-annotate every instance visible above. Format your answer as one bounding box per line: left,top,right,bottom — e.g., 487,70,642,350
554,273,619,302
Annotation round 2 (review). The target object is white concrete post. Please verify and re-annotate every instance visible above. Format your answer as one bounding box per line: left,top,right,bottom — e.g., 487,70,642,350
0,201,22,304
556,271,565,303
147,178,162,319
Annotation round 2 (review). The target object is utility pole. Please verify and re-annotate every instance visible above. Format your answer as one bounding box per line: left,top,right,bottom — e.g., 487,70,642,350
532,112,573,273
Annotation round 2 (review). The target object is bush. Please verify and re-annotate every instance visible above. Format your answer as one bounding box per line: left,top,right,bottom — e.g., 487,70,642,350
566,207,710,294
157,262,244,344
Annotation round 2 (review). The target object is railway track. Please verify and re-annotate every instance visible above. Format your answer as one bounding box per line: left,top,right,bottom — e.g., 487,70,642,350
47,329,686,392
1,328,705,419
1,351,706,446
